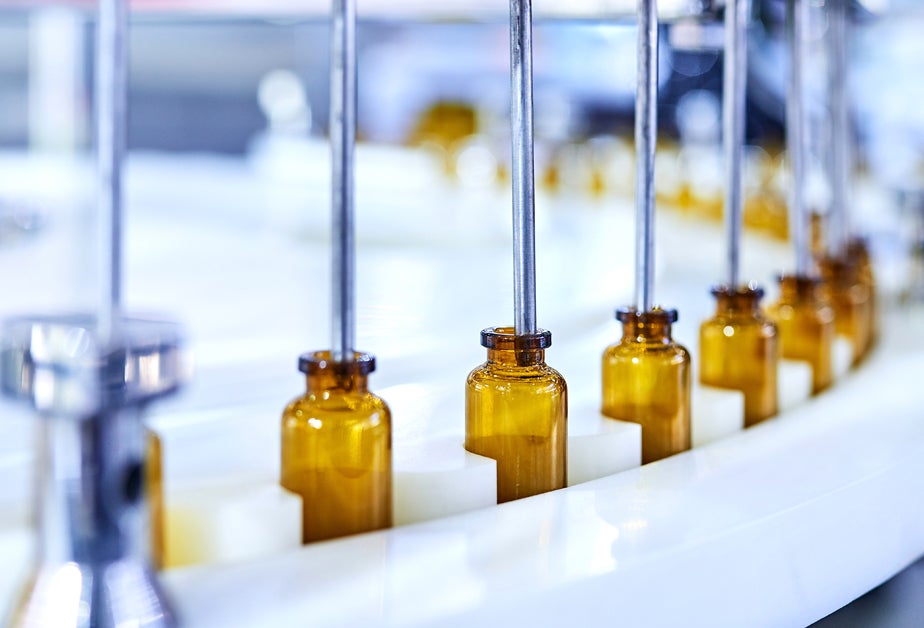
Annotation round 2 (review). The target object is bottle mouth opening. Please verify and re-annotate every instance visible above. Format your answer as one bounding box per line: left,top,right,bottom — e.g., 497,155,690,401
298,350,376,375
480,327,552,350
776,273,822,287
615,307,678,324
709,283,765,300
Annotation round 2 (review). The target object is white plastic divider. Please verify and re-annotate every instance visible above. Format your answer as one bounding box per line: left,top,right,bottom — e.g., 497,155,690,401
393,436,497,526
164,476,302,569
692,385,745,447
832,335,854,379
778,359,814,413
567,403,641,486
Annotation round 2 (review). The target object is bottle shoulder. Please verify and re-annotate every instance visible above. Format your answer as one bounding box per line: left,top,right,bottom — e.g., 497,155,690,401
467,361,567,390
283,390,392,424
603,338,690,360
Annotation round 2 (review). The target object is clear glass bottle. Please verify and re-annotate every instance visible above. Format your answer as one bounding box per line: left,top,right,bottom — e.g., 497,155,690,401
818,256,871,366
281,351,392,544
146,428,164,569
602,308,691,464
465,327,567,504
767,274,835,394
699,285,779,427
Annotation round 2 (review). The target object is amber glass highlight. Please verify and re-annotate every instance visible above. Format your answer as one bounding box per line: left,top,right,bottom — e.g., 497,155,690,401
465,328,567,504
818,256,871,366
602,308,691,464
699,286,779,427
146,428,164,569
767,274,835,394
281,352,392,544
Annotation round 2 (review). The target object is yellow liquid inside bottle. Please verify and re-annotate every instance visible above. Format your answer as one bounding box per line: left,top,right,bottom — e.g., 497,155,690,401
281,351,392,544
767,274,835,394
602,308,691,464
818,256,871,366
465,327,567,504
699,285,779,427
146,428,164,570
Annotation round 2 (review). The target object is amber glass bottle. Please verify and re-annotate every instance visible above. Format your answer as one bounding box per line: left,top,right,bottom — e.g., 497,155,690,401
602,308,691,464
281,351,392,544
146,428,164,569
847,237,877,354
699,286,779,427
818,256,871,366
465,328,567,504
767,274,835,394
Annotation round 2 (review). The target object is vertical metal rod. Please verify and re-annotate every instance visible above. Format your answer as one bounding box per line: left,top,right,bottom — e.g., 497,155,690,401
827,0,850,258
724,0,749,288
510,0,537,335
635,0,658,312
786,0,810,275
330,0,356,360
96,0,127,346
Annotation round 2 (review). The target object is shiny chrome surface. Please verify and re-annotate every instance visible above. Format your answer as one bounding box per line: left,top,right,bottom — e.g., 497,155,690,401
786,0,810,275
723,0,748,287
95,0,127,347
827,0,851,257
510,0,538,336
635,0,658,311
1,316,183,627
330,0,357,360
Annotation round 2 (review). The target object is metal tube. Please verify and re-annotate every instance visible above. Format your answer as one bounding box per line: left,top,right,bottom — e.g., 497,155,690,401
330,0,356,359
510,0,538,336
827,0,850,257
786,0,810,275
635,0,658,311
724,0,749,288
96,0,127,346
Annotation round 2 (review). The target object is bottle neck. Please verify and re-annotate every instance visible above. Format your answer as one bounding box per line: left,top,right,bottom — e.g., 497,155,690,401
618,309,676,344
778,274,821,304
711,286,763,317
486,347,545,367
305,369,370,395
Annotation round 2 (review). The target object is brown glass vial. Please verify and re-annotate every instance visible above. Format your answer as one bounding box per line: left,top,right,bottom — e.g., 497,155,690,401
465,328,567,504
699,285,779,427
601,308,691,464
281,351,392,544
146,428,164,569
846,237,877,354
767,274,835,394
818,256,871,366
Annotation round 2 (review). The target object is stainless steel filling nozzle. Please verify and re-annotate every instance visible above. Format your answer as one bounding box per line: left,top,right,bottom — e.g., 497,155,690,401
2,315,185,627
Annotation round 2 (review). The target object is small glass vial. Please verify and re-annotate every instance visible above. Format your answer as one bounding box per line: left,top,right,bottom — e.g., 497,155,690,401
767,274,835,394
847,237,878,354
146,428,165,569
281,351,392,544
699,285,779,427
818,256,871,366
465,327,567,504
602,308,691,464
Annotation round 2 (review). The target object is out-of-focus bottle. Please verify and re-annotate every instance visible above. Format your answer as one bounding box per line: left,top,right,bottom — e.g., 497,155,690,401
699,285,779,427
465,328,567,503
602,308,691,464
846,237,877,353
281,351,392,544
818,256,871,366
146,428,164,569
767,274,835,394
